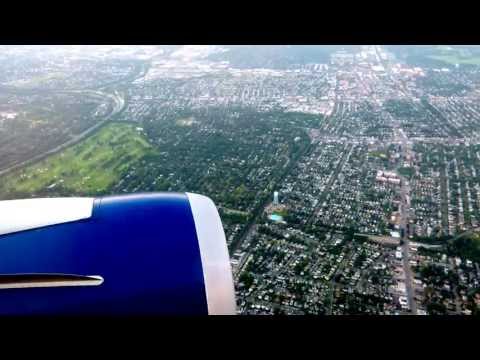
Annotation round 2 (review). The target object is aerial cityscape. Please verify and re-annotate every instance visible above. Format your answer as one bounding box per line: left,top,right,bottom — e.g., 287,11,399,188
1,45,480,315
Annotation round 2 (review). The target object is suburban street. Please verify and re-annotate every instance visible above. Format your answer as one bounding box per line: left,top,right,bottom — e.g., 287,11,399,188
395,127,417,314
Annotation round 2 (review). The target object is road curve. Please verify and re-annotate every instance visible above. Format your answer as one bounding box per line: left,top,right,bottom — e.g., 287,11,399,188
0,89,126,177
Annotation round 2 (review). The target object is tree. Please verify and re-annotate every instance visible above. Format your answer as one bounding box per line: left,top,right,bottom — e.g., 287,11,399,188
239,272,254,289
427,301,447,315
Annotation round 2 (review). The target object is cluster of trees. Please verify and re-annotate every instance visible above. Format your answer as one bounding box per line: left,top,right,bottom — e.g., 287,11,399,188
446,233,480,263
141,107,312,216
238,272,254,289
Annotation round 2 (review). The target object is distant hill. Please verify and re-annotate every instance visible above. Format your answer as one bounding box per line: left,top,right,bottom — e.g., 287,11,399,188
208,45,360,69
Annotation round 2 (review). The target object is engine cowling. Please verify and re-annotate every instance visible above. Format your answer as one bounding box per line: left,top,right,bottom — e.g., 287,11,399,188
0,193,236,315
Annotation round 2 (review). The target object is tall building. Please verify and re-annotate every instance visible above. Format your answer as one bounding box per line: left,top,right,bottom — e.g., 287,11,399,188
273,191,279,205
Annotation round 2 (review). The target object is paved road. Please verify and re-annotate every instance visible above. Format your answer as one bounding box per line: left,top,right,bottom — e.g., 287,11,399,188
0,59,147,177
233,225,258,278
305,143,354,227
395,127,417,315
230,141,316,255
0,90,126,177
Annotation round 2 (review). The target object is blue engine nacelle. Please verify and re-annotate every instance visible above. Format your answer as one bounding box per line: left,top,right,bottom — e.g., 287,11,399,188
0,193,236,315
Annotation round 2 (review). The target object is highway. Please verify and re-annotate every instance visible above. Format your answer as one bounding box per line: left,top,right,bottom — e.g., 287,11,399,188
0,58,148,177
0,89,126,177
0,52,138,177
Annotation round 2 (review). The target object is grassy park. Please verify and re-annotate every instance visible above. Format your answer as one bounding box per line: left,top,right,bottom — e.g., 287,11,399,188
0,122,153,199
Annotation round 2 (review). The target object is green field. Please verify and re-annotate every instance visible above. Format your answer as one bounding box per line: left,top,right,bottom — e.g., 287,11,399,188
0,122,153,199
368,151,388,159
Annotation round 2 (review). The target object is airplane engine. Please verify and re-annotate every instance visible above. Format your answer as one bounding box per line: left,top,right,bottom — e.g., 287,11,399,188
0,193,236,315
